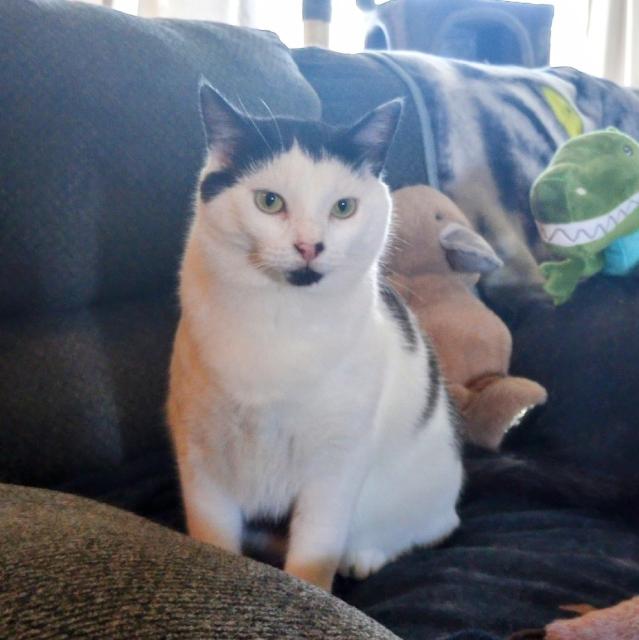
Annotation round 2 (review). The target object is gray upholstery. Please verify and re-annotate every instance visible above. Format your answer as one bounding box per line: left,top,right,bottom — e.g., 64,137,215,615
0,483,399,639
0,0,320,487
0,0,320,316
0,295,178,486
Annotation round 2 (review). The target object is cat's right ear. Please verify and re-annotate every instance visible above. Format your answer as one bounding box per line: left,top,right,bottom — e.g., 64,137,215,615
343,98,403,176
199,80,246,160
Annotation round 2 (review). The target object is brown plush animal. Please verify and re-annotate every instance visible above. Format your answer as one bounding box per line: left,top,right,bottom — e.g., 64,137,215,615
509,597,639,639
389,185,547,450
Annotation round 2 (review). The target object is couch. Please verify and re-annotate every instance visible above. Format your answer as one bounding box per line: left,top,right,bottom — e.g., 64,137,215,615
1,2,638,639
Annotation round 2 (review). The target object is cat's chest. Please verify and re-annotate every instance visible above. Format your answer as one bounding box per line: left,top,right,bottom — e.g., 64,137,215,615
226,336,334,404
199,296,365,403
227,416,302,516
219,399,365,517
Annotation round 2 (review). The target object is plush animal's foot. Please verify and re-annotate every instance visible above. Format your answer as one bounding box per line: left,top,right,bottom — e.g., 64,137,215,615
338,548,390,580
458,376,548,450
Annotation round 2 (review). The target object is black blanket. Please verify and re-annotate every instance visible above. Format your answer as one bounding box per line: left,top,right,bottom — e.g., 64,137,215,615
58,442,639,639
59,277,639,639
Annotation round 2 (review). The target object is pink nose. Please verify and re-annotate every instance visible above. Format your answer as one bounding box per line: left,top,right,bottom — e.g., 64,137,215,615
294,241,325,262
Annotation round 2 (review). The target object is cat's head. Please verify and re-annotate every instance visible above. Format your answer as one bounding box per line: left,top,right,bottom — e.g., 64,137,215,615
193,82,402,290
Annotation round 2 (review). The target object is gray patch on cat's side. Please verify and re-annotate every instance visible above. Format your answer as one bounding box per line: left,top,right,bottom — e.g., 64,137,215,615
378,279,418,352
420,340,441,426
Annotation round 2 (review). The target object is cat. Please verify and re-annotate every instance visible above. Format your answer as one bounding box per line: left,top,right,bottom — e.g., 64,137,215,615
167,81,463,591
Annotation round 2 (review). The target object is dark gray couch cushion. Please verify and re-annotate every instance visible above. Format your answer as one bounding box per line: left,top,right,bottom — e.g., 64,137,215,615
0,294,178,486
0,0,320,316
0,483,398,639
0,1,320,486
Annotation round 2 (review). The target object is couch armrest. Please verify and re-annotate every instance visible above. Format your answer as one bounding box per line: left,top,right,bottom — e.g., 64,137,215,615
0,484,398,639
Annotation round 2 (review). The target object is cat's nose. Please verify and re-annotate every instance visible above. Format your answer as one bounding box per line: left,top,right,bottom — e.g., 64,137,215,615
294,241,324,262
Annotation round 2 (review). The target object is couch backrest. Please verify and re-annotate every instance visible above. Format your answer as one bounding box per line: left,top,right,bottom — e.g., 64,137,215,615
0,0,320,486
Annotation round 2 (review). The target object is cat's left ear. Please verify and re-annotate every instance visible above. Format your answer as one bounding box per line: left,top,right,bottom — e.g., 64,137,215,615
344,99,403,176
199,79,247,161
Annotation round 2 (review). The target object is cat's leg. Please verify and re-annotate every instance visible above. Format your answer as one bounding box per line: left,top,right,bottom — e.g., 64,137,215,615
178,457,243,554
168,339,243,554
340,462,461,580
170,422,243,553
285,472,363,591
340,403,462,580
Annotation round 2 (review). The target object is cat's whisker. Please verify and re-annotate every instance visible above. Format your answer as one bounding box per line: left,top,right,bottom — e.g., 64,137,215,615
237,95,274,156
247,249,269,272
391,235,411,249
386,274,421,301
260,98,284,151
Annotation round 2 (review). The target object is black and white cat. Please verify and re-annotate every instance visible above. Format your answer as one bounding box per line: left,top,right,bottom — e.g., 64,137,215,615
167,83,463,591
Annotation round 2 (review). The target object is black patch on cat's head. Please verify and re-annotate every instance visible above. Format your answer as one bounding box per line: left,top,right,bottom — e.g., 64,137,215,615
198,81,403,203
286,266,323,287
200,171,237,202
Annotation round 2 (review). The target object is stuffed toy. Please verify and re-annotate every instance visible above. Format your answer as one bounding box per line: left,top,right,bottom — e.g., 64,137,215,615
531,127,639,305
544,597,639,640
510,596,639,639
389,185,547,450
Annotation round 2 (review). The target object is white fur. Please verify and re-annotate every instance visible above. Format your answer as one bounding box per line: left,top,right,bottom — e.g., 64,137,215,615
168,143,463,589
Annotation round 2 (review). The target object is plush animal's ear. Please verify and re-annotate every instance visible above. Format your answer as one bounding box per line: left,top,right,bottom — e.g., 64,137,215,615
344,99,403,175
440,223,504,274
199,80,247,158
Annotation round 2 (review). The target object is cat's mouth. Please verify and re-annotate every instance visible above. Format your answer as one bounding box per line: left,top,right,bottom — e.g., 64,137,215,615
286,267,324,286
248,250,324,286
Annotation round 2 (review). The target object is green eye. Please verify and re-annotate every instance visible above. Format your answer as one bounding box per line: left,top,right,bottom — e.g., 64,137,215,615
331,197,358,219
254,190,285,214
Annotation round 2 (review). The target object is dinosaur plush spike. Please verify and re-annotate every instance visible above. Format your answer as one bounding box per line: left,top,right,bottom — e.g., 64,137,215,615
531,128,639,304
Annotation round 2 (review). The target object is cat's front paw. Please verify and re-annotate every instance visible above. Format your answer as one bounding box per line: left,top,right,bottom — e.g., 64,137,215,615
285,559,336,591
339,548,389,580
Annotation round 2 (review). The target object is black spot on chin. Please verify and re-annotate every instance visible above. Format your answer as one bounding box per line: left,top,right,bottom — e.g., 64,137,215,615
286,267,323,286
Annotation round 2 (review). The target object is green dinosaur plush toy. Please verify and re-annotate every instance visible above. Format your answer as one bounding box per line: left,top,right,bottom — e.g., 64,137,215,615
530,128,639,304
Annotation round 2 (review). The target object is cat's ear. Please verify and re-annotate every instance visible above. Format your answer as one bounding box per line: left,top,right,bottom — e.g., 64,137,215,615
344,99,403,175
199,80,247,160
